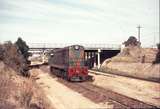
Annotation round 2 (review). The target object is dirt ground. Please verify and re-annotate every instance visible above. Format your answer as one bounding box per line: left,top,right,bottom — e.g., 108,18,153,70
89,70,160,107
31,68,113,109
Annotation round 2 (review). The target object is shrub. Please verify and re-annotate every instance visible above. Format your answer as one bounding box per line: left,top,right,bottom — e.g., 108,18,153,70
0,41,29,76
0,65,53,109
153,43,160,64
123,36,141,47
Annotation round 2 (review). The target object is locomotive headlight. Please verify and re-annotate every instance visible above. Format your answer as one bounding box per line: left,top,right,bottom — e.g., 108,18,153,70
74,45,79,50
50,53,54,57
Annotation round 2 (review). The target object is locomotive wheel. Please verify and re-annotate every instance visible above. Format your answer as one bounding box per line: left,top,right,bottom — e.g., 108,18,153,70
56,69,61,77
61,71,65,79
67,77,70,81
61,70,67,80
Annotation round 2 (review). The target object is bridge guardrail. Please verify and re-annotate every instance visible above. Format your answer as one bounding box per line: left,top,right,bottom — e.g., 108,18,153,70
28,43,121,50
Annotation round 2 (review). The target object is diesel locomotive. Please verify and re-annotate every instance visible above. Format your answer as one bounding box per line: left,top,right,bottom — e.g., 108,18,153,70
49,45,88,81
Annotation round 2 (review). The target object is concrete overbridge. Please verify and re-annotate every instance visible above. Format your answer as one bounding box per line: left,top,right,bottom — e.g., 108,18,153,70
85,49,120,69
28,43,121,68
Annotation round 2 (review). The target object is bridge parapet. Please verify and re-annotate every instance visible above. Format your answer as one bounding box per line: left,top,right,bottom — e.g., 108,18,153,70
28,43,121,50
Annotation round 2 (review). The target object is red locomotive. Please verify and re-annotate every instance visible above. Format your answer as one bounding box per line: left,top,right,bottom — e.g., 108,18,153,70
49,45,88,81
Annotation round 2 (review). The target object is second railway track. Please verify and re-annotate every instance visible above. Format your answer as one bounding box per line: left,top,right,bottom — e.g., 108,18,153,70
56,77,156,108
89,69,160,83
76,82,155,108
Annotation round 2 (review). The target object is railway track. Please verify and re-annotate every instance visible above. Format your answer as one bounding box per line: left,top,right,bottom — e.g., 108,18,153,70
88,70,159,108
56,78,156,108
89,69,160,83
77,82,156,108
29,63,48,69
75,83,129,108
32,65,159,108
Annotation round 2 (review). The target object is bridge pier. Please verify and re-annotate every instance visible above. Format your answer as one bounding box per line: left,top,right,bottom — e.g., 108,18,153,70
93,52,96,67
97,49,101,69
85,52,88,60
84,49,120,69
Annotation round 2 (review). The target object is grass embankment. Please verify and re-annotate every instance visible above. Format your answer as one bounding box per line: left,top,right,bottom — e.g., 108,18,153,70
0,61,53,109
100,46,160,82
0,41,54,109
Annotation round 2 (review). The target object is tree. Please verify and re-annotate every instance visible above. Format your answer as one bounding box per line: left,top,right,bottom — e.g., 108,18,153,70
15,37,30,76
15,37,29,60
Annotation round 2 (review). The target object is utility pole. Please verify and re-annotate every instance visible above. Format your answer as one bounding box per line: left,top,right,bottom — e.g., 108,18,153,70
137,25,142,42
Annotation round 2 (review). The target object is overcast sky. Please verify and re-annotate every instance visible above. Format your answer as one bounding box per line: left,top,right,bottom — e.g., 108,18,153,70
0,0,159,46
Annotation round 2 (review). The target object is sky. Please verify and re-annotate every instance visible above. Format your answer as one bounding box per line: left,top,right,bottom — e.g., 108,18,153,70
0,0,159,47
